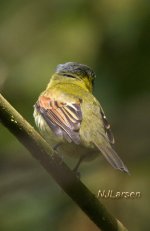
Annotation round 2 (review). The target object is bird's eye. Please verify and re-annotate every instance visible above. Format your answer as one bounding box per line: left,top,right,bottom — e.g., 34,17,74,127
62,73,76,78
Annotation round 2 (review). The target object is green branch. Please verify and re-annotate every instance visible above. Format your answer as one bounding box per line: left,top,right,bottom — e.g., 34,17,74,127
0,93,128,231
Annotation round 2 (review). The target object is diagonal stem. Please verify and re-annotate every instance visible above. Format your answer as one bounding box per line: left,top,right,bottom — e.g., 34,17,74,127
0,93,128,231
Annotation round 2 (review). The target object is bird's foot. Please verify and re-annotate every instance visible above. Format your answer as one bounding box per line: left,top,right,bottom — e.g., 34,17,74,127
52,143,64,165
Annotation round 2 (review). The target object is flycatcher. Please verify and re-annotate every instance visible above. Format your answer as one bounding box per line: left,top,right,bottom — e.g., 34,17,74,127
33,62,129,173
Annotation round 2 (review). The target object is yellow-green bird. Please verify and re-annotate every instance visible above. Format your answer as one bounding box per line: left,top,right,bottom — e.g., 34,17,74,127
33,62,129,173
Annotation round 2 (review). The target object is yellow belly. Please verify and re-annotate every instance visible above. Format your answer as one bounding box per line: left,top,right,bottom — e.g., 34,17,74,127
58,142,98,161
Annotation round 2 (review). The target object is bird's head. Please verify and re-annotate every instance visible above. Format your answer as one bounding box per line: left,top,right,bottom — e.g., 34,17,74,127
50,62,96,92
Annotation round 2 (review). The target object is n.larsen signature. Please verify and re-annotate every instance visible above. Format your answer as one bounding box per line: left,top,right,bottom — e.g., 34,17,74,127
97,190,141,199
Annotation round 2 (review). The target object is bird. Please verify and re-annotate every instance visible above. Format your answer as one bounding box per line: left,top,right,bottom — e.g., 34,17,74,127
33,62,129,173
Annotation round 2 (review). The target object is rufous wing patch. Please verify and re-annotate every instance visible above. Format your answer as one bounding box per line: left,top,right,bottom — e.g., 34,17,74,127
35,95,82,144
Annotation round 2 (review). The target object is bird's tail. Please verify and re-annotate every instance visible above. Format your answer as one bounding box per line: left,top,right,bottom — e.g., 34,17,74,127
95,143,129,173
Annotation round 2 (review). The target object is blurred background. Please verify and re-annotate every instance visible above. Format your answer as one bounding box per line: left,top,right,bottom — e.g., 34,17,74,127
0,0,150,230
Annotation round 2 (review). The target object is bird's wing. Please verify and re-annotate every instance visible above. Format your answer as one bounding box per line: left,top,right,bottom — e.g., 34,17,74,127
35,95,82,144
97,107,129,173
100,107,115,144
